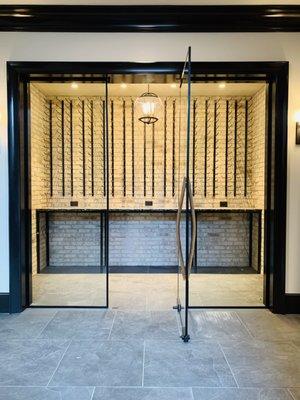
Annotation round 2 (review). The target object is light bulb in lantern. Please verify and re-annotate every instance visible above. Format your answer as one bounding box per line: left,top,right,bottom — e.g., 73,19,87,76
135,86,163,125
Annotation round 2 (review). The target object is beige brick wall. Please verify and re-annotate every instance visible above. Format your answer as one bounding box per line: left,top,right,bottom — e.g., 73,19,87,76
30,84,50,274
30,84,266,273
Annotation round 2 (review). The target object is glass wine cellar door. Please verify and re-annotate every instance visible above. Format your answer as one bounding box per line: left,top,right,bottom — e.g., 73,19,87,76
175,47,196,342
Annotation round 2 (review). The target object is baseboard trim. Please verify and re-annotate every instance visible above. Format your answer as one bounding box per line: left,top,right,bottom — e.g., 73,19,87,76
285,294,300,314
0,293,10,313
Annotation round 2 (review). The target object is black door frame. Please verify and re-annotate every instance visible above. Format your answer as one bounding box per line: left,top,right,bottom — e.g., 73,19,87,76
7,61,288,313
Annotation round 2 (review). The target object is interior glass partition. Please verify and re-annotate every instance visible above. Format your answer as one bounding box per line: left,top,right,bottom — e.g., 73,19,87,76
175,47,196,341
30,79,109,307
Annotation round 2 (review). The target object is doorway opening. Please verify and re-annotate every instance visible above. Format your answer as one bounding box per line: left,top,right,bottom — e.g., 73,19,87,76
7,61,288,320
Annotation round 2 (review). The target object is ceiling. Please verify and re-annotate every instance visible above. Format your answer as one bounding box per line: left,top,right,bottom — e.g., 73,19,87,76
34,82,266,97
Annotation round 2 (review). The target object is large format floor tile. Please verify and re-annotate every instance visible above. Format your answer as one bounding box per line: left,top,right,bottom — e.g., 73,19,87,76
143,340,236,387
110,310,179,340
0,386,94,400
237,310,300,341
189,310,252,340
0,308,57,339
0,339,70,386
221,339,300,387
192,388,294,400
39,309,114,339
49,340,143,387
93,387,193,400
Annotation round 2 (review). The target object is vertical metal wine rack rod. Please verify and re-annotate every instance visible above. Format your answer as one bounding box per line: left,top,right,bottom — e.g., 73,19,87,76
61,100,65,196
192,99,196,196
91,100,94,196
204,99,208,197
70,100,73,197
49,100,53,197
123,100,126,197
172,100,175,197
225,100,229,197
163,100,167,197
111,100,114,197
213,100,217,197
244,99,248,197
82,100,86,196
234,100,238,197
131,100,135,197
152,123,155,197
143,123,146,197
102,100,106,197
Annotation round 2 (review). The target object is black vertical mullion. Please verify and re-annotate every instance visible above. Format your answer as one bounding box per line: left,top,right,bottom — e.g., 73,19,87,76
49,100,53,197
152,123,155,197
204,99,208,197
192,99,196,196
70,100,73,197
172,100,175,197
225,100,229,197
61,100,65,196
111,100,114,197
123,100,126,197
82,100,86,197
163,100,167,197
234,100,238,197
244,99,248,197
102,100,106,197
91,100,94,196
131,100,135,197
143,123,146,197
213,100,217,197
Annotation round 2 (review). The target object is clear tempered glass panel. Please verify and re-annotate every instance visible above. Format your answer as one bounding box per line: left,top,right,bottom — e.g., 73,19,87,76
30,81,108,307
176,48,191,340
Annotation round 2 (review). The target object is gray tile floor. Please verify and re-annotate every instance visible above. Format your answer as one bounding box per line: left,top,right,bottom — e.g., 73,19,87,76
0,308,299,400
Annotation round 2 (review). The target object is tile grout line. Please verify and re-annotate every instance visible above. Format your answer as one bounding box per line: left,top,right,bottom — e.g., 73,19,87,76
107,311,117,340
35,310,59,339
46,340,72,387
235,311,255,339
90,386,96,400
190,387,195,400
141,340,146,387
218,342,239,389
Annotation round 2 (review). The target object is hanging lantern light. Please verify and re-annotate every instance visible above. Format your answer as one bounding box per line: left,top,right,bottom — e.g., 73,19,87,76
135,84,163,125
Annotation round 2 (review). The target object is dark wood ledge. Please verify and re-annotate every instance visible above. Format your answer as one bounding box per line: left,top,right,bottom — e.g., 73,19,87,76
1,5,300,32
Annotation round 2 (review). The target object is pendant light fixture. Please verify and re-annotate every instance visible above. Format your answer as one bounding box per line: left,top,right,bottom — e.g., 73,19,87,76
135,84,163,125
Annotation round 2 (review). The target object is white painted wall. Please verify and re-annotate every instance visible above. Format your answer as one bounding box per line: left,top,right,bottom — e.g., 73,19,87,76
0,32,299,293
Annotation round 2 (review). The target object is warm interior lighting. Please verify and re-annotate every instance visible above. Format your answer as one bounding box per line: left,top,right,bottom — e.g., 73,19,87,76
219,82,226,89
135,85,163,125
170,83,177,88
71,82,79,89
294,111,300,122
120,83,127,89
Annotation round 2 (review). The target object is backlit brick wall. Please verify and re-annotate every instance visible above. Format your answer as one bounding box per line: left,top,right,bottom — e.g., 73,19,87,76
30,84,266,272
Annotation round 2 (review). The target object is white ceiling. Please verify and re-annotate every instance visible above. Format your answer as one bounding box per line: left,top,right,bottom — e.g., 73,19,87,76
6,0,300,4
34,82,265,97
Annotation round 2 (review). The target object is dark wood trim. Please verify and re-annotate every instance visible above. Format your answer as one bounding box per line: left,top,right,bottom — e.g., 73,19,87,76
1,5,300,32
6,60,290,314
285,294,300,314
0,294,10,313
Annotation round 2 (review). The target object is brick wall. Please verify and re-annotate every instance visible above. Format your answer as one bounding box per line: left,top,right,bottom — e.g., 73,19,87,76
30,84,266,272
